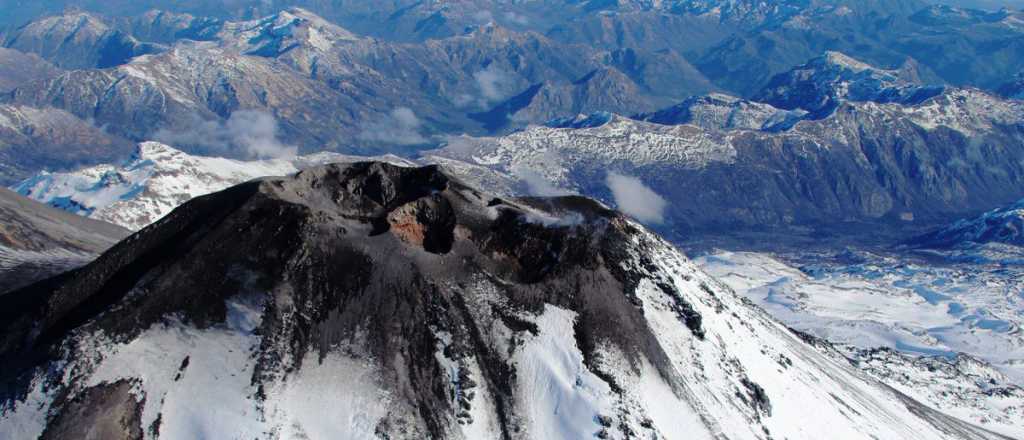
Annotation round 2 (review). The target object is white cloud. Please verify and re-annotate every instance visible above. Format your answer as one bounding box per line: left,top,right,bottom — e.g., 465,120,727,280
605,172,667,224
474,64,514,104
472,10,495,23
503,12,530,26
153,109,297,159
224,110,297,159
357,107,428,146
513,166,571,197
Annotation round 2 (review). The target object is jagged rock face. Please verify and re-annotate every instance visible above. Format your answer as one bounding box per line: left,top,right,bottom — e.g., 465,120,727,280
0,162,1011,439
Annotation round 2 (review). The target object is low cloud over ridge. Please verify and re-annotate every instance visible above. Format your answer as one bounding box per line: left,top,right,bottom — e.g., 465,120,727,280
605,172,667,224
358,107,428,146
154,109,297,159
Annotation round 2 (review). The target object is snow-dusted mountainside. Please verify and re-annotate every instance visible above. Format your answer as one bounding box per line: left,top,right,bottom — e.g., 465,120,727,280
754,51,945,118
0,187,128,293
114,10,223,45
696,250,1024,382
12,142,414,231
839,345,1024,439
633,93,808,132
215,7,358,56
0,48,59,92
695,248,1024,437
910,199,1024,249
0,10,161,69
0,162,1012,439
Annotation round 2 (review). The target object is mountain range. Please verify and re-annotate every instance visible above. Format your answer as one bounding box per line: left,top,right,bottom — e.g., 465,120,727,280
8,45,1024,239
428,54,1024,238
0,2,1018,173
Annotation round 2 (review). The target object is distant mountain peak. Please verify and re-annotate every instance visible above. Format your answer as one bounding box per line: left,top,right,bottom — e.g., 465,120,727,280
545,111,616,129
3,8,157,69
634,92,807,131
218,8,358,56
754,51,945,118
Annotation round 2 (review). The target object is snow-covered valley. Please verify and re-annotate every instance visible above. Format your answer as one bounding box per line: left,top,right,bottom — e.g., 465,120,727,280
696,248,1024,437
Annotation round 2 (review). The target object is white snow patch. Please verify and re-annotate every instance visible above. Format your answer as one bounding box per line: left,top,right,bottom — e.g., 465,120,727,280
515,305,615,439
263,351,391,439
86,297,266,440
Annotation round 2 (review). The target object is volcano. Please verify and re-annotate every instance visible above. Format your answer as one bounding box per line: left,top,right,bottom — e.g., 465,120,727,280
0,162,1009,440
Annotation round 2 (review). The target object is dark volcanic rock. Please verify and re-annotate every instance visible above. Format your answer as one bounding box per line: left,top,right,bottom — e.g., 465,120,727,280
0,162,643,438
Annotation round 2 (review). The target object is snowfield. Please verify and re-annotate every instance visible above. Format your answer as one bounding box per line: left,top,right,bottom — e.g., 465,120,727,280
696,249,1024,438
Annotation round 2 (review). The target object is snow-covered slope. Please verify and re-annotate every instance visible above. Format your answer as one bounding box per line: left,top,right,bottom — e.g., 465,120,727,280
12,141,414,231
695,249,1024,437
633,93,808,132
215,7,358,56
840,345,1024,439
696,250,1024,380
0,162,1010,439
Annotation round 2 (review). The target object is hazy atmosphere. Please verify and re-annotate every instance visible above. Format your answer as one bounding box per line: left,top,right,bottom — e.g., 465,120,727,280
1,1,1023,439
